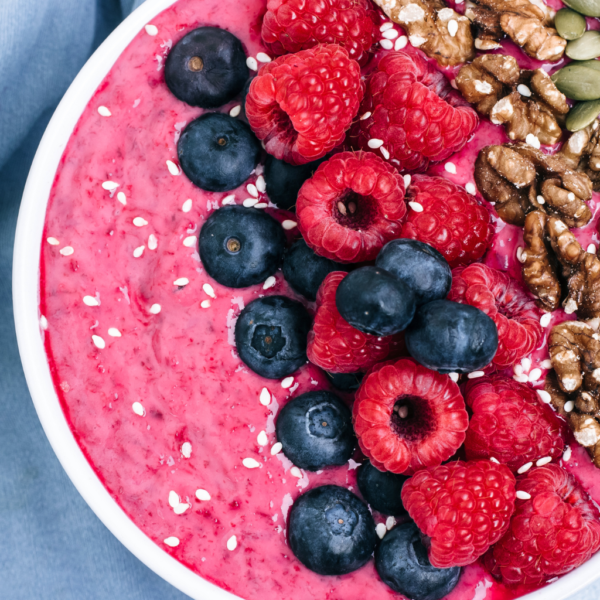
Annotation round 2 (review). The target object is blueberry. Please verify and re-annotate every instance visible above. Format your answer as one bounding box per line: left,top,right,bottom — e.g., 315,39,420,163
288,485,378,576
376,240,452,306
235,295,312,379
199,205,285,288
356,461,409,516
178,113,261,192
335,267,416,336
264,154,324,211
276,391,354,470
375,522,461,600
165,27,248,108
283,240,347,302
405,300,498,374
326,371,364,391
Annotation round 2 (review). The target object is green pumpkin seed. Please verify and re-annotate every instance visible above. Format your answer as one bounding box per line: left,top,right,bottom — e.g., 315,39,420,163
555,8,586,40
574,59,600,71
563,0,600,17
566,31,600,60
552,64,600,100
566,100,600,130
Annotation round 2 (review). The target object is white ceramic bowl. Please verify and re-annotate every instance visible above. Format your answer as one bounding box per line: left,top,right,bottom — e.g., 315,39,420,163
11,0,600,598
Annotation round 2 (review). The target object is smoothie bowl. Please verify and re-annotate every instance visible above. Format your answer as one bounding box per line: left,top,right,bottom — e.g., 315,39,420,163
13,0,600,598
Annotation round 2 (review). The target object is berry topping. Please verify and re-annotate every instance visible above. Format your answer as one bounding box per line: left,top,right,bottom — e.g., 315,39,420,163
296,152,406,263
405,299,498,374
486,465,600,586
356,460,409,516
449,263,543,368
353,358,468,474
165,27,249,108
282,239,347,302
264,154,325,211
375,522,461,600
261,0,378,65
351,52,478,172
307,272,403,373
235,295,311,379
276,391,354,470
199,205,285,288
288,485,378,575
335,266,416,336
245,45,362,165
178,113,261,192
465,375,565,472
326,371,364,391
376,239,452,306
400,176,493,268
402,460,517,568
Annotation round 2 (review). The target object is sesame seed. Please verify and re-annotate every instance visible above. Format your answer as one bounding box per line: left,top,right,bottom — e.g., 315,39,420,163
516,247,526,263
386,516,396,530
563,447,572,462
447,19,458,37
182,199,192,212
444,162,457,174
516,491,531,500
166,160,180,176
260,388,271,406
92,335,105,349
108,328,121,337
257,52,272,63
169,491,180,508
183,236,196,247
526,133,540,149
254,202,268,209
200,300,211,308
133,245,145,258
247,184,259,198
102,181,119,191
360,111,371,120
281,376,294,389
449,373,459,382
403,174,411,188
98,106,111,117
536,456,552,466
47,237,60,245
282,220,297,230
376,523,387,539
246,57,258,71
408,201,423,212
256,175,266,193
196,489,211,501
517,462,533,474
380,39,394,49
148,234,158,250
490,457,500,464
133,217,148,227
368,138,384,149
145,24,158,36
290,466,302,478
229,105,241,117
83,296,99,306
466,182,476,195
243,198,259,207
521,357,531,372
536,195,545,205
468,371,485,379
382,29,399,39
163,536,179,547
174,503,189,515
517,84,531,97
380,22,394,31
132,401,145,416
60,246,74,256
181,442,192,458
271,442,283,455
380,147,390,160
40,316,48,330
541,359,553,369
117,192,127,205
243,458,261,469
173,277,190,287
513,374,529,383
514,364,524,377
149,304,162,314
540,313,551,327
257,431,268,446
222,195,236,206
227,535,238,551
588,244,597,254
395,36,408,50
537,389,552,404
203,283,216,298
263,276,276,290
529,368,542,382
564,400,575,412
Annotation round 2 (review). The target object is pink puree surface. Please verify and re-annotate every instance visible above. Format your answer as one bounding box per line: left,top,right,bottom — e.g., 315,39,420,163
39,0,600,598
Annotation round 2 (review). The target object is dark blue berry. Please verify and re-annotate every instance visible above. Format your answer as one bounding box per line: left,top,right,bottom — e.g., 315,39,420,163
235,295,311,379
376,239,452,306
283,240,347,302
356,461,409,516
335,267,416,336
264,154,324,211
178,113,261,192
326,371,363,391
165,27,248,108
199,205,285,288
405,299,498,374
375,522,461,600
276,391,354,470
288,485,377,576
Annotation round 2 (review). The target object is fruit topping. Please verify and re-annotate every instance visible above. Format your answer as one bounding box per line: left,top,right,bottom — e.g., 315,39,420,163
351,52,478,173
356,460,409,516
402,460,516,568
165,27,249,108
245,45,362,165
276,391,354,470
449,263,542,368
405,299,498,373
288,485,378,575
296,151,406,263
307,272,403,373
353,358,468,474
235,295,311,379
376,239,452,306
464,375,564,472
178,113,261,192
261,0,378,65
282,239,347,302
335,266,416,337
375,521,461,600
401,175,492,268
199,205,285,288
326,371,364,391
485,464,600,585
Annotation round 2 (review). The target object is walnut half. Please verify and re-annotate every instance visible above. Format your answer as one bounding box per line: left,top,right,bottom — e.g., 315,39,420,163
561,122,600,192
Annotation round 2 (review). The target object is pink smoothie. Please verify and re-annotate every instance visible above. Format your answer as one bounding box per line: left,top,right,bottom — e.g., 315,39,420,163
39,0,600,599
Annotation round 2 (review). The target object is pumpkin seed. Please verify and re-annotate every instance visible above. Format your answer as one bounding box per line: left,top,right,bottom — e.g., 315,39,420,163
574,59,600,71
552,64,600,100
566,31,600,60
563,0,600,17
566,100,600,131
556,8,586,40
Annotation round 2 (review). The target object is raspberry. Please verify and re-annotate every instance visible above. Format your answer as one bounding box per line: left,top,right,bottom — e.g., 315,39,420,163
245,45,362,165
352,358,468,474
485,464,600,586
307,272,403,373
449,263,543,368
296,152,407,263
465,375,565,472
402,460,516,568
400,175,492,268
261,0,378,66
350,52,478,172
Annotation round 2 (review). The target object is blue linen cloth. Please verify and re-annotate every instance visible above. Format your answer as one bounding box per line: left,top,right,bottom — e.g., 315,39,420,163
0,1,599,599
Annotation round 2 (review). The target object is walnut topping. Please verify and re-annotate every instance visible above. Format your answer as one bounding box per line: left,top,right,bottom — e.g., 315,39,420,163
373,0,475,65
561,123,600,192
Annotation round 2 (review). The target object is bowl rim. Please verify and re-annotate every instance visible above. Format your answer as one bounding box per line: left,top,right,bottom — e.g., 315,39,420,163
11,0,600,599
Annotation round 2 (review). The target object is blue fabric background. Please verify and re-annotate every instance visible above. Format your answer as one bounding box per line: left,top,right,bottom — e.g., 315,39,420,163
0,0,599,598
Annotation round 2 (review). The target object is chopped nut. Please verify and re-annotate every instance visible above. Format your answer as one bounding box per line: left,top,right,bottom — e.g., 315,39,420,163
576,390,600,414
544,369,571,417
560,123,600,192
